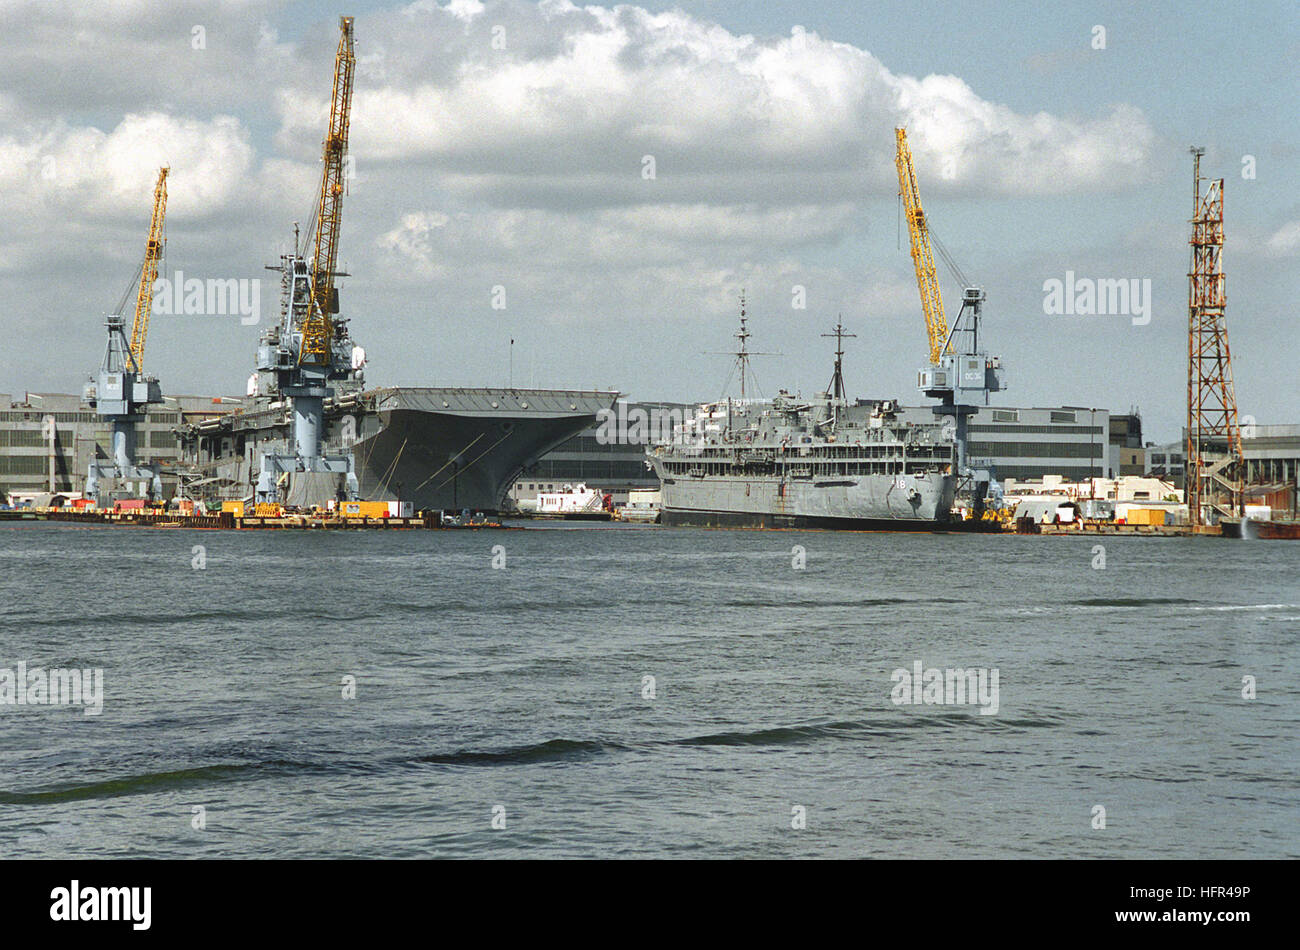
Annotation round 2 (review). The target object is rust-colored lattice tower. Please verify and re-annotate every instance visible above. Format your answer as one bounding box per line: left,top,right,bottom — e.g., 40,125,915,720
1186,148,1243,526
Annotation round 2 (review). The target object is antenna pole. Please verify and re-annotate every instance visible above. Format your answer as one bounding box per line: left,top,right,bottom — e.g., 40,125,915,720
821,316,856,402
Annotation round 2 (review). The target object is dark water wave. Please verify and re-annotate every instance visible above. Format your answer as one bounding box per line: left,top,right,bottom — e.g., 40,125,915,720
1068,597,1200,608
418,714,1064,764
720,597,965,609
0,759,378,804
2,597,984,630
1,607,294,629
4,713,1068,803
415,738,632,765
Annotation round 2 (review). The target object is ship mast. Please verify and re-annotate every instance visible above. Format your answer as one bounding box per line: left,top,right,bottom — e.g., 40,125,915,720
706,290,774,405
821,317,855,403
735,291,752,401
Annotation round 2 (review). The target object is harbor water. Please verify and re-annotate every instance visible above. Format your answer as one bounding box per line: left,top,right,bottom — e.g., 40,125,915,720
1,522,1296,858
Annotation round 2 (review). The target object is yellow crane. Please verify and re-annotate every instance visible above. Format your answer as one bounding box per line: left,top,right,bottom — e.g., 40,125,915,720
894,127,949,365
300,15,356,365
128,166,169,371
893,127,1006,516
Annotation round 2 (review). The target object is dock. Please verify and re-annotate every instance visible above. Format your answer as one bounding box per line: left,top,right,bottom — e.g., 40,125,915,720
0,509,512,530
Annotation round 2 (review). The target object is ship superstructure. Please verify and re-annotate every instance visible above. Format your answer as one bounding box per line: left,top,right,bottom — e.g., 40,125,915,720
648,311,957,529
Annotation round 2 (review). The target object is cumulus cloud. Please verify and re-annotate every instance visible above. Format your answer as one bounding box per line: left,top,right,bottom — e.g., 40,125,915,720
0,112,254,218
266,0,1159,210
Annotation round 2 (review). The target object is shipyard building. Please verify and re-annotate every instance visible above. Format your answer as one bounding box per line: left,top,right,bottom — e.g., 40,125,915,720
878,404,1143,481
0,392,233,502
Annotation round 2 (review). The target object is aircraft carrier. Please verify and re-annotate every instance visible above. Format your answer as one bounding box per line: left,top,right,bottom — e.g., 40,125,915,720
172,18,616,514
180,385,617,513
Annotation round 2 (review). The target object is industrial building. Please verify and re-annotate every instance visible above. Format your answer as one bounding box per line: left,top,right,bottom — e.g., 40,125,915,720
0,392,234,502
1146,427,1299,515
890,404,1120,481
1145,441,1187,483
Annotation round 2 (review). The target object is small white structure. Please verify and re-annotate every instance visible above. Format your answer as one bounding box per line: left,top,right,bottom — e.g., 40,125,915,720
535,483,606,515
1004,474,1182,504
617,488,661,523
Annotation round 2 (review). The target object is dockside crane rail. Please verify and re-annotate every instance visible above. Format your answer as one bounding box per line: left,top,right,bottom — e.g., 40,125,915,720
895,127,950,365
299,15,356,366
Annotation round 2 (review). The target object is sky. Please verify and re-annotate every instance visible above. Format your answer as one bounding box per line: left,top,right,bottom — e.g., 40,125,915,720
0,0,1296,444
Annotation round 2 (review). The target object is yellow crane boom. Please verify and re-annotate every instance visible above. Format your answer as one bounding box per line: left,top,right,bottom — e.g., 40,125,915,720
300,15,356,365
128,166,169,371
894,127,949,365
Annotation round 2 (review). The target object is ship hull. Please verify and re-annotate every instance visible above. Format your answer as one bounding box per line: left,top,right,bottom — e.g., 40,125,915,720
660,508,951,531
655,470,956,530
1220,518,1300,540
183,387,618,512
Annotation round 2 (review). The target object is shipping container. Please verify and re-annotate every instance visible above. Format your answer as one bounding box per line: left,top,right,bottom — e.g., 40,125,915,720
387,501,414,518
341,501,389,518
1124,507,1168,526
222,501,246,518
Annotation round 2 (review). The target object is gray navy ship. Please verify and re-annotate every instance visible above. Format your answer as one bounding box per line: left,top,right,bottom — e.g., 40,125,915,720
647,310,957,529
181,384,617,513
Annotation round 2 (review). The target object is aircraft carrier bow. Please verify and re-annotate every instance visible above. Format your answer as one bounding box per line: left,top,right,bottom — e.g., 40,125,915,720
181,386,617,513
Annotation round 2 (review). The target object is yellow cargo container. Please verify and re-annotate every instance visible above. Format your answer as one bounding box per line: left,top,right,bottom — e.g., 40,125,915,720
341,501,389,518
1125,507,1166,526
222,501,245,518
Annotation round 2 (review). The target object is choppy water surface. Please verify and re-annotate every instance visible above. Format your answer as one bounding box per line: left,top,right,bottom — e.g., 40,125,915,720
0,522,1296,858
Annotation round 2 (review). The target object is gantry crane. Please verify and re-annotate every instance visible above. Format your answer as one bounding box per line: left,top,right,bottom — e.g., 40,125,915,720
83,166,169,504
300,15,355,366
894,127,1005,511
254,16,361,506
895,128,950,366
129,167,169,371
